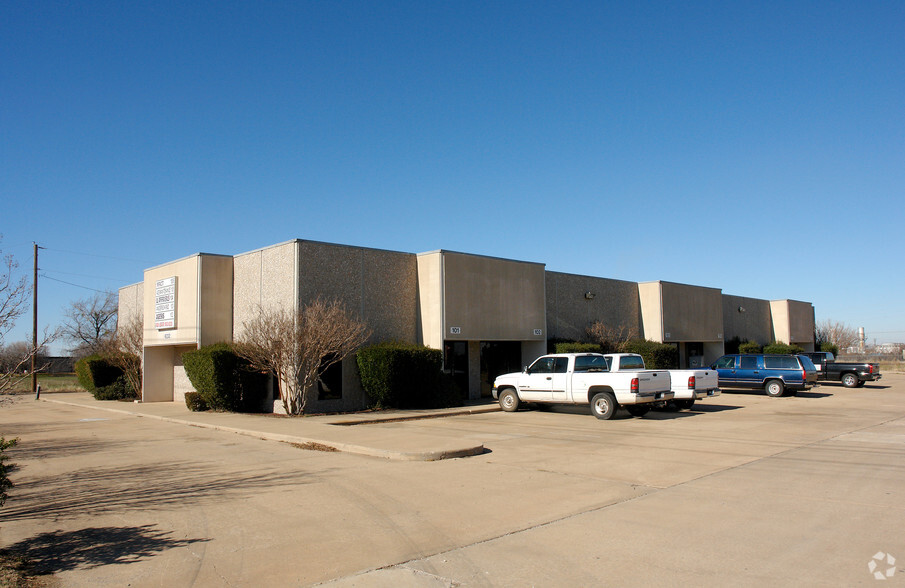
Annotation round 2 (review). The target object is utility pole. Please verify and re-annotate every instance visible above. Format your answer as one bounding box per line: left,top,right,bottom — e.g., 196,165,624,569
32,242,38,395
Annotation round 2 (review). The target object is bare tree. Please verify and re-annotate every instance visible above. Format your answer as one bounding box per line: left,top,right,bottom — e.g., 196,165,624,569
234,298,370,415
816,319,860,351
101,313,143,396
587,321,639,353
0,240,58,392
0,239,29,351
62,292,118,357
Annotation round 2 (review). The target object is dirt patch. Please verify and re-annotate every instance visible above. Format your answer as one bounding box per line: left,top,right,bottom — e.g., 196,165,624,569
287,441,339,452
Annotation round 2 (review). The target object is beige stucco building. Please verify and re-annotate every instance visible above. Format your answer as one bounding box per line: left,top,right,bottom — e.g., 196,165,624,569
119,239,815,412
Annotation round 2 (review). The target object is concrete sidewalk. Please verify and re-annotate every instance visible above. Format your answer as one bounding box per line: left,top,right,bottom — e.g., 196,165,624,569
40,393,497,461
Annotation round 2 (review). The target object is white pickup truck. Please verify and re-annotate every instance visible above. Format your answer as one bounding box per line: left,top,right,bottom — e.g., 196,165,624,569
492,353,673,419
602,353,720,410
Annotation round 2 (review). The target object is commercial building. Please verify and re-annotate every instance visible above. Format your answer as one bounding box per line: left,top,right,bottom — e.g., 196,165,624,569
119,239,815,412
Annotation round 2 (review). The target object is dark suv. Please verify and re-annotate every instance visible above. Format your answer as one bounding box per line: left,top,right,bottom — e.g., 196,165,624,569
710,354,818,397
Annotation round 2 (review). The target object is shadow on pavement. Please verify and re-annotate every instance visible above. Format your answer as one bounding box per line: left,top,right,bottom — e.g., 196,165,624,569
0,525,210,574
1,461,321,522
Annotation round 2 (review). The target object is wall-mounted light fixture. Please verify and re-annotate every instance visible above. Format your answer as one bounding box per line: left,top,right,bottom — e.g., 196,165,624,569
585,291,595,300
738,306,746,313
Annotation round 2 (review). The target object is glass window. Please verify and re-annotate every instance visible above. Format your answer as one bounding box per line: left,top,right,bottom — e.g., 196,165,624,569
553,357,569,373
739,356,758,369
765,356,797,369
529,357,554,374
620,355,645,370
714,356,736,369
575,355,608,372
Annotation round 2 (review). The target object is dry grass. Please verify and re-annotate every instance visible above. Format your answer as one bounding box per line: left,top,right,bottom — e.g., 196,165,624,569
288,441,339,452
2,374,83,394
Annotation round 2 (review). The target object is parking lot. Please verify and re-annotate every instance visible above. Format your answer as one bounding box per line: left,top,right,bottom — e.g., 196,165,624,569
2,375,904,586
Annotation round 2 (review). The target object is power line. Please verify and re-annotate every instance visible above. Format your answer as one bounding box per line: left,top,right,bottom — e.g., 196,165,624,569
42,268,131,282
40,274,113,294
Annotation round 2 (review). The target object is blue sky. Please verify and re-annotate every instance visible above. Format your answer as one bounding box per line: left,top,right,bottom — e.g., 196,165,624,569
2,1,903,352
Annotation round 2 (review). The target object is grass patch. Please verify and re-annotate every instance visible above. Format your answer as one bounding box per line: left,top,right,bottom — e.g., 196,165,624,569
0,550,52,587
2,374,84,394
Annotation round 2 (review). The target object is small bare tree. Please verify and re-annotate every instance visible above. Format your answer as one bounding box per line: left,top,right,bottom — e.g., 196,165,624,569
0,240,59,392
0,240,29,350
102,313,143,396
816,319,860,351
234,298,370,415
62,292,118,357
587,321,639,353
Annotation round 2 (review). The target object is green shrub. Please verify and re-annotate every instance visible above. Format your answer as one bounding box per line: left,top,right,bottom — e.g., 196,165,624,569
820,342,839,355
618,339,678,369
763,342,803,355
92,375,138,401
183,343,268,412
184,392,209,412
357,341,463,409
553,342,603,354
739,340,763,354
75,354,123,391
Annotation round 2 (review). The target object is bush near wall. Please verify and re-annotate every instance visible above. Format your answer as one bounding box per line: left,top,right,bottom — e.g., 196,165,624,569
357,341,463,409
184,392,209,412
74,355,123,392
182,343,268,412
553,342,603,354
93,376,138,401
619,339,678,369
763,342,804,355
739,341,763,354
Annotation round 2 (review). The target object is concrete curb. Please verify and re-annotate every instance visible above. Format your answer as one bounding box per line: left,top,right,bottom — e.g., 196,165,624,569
40,397,487,461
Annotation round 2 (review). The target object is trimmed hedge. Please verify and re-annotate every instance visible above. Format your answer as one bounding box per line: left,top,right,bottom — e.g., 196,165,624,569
75,354,123,391
184,392,209,412
92,375,138,401
182,343,268,412
619,339,678,369
553,342,603,354
357,341,463,409
763,342,804,355
739,340,763,354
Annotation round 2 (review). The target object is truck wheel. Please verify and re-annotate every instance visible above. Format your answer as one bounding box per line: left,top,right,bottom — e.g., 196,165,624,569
841,373,859,388
627,405,650,417
499,389,520,412
590,392,617,420
676,399,695,410
764,380,785,397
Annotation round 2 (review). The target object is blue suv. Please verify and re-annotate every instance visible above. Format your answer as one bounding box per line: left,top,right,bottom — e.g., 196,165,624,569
710,354,818,397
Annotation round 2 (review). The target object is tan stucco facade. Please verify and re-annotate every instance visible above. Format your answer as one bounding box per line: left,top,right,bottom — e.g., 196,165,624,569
770,299,816,350
546,272,641,343
120,238,816,411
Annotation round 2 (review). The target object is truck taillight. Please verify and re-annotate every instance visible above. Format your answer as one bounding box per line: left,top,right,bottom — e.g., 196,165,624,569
869,364,874,374
688,376,696,390
631,377,639,393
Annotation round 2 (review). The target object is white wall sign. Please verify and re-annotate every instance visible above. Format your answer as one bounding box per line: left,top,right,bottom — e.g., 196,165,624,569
155,276,177,330
534,329,543,336
449,327,462,335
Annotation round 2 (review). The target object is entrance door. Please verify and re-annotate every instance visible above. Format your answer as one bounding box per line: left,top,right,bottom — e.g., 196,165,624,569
480,341,522,397
443,341,469,396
